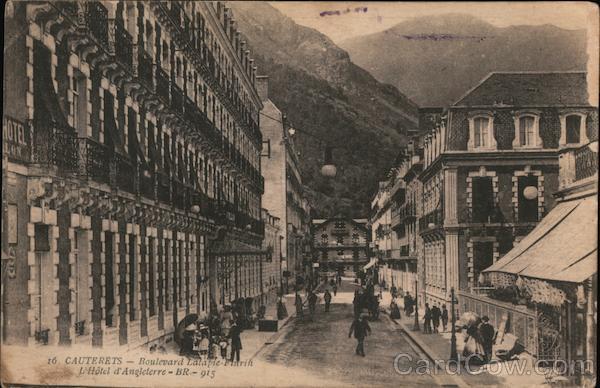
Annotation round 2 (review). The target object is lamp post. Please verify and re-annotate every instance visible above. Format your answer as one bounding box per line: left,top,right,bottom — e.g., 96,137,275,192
413,278,420,331
450,287,458,362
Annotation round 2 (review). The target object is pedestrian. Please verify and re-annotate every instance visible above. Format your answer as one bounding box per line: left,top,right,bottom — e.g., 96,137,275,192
431,304,441,333
295,291,304,318
441,305,449,332
332,283,338,296
479,316,496,363
352,290,361,318
423,303,432,334
348,315,372,357
403,292,411,316
324,289,332,312
228,319,242,362
308,290,318,316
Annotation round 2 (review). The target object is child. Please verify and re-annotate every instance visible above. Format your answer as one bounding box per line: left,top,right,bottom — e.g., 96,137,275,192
219,336,229,360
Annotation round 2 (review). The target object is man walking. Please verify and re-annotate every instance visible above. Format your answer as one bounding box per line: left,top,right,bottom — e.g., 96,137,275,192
324,289,332,312
228,319,242,362
332,283,338,296
479,316,496,363
441,305,449,332
423,303,432,334
308,290,318,316
348,315,371,357
431,304,441,333
295,291,304,318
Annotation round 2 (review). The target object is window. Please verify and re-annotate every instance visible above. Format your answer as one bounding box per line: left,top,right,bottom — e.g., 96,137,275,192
322,250,328,260
518,176,539,222
472,241,494,288
74,230,89,335
514,114,541,148
72,73,87,136
468,114,496,150
566,115,581,144
474,117,489,148
352,233,359,244
337,236,344,245
471,177,494,222
560,113,588,146
337,250,344,256
148,237,156,317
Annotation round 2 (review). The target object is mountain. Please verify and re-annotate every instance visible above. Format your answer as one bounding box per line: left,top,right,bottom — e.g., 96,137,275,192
339,13,588,107
228,1,419,218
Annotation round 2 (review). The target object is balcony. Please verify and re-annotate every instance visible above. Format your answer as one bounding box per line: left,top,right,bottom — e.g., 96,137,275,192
157,172,171,203
115,153,135,193
156,67,170,104
559,140,598,189
114,21,133,72
32,123,79,173
137,48,154,91
138,167,155,200
85,2,109,50
80,137,110,184
419,208,444,231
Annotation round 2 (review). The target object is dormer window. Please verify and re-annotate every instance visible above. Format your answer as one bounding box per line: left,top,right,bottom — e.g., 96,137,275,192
468,112,496,151
513,112,541,149
559,112,588,147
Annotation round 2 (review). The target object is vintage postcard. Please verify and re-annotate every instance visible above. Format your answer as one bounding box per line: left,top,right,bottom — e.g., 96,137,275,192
1,1,598,387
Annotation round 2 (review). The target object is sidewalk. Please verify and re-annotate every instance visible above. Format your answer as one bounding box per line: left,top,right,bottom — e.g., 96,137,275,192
380,290,549,387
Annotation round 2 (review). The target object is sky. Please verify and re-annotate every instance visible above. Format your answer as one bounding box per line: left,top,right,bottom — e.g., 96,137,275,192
270,2,594,43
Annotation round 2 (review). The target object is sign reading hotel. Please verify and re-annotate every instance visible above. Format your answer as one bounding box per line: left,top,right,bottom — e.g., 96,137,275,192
3,115,32,163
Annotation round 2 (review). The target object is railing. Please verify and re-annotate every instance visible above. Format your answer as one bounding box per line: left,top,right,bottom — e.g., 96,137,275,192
85,2,108,49
115,21,133,71
80,137,110,184
35,328,50,345
172,179,186,209
115,154,135,193
575,141,598,181
157,172,171,203
32,123,79,172
138,167,155,200
559,140,599,188
418,208,444,231
137,48,154,91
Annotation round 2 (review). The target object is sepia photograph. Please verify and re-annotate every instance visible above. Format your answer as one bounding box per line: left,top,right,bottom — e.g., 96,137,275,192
1,1,598,387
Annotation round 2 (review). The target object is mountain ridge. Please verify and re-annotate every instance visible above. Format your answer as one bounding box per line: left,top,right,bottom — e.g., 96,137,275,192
339,13,587,106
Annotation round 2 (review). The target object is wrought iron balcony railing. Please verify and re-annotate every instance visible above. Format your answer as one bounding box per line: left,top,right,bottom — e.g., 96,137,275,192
114,21,133,72
137,48,154,91
32,123,79,173
156,67,170,104
418,208,444,231
85,2,108,49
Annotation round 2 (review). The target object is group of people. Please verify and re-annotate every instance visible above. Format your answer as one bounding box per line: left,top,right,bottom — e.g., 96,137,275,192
179,308,245,362
463,315,496,364
352,280,380,319
422,303,449,334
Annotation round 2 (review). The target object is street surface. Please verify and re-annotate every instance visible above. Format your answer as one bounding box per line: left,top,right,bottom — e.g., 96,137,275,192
257,280,439,386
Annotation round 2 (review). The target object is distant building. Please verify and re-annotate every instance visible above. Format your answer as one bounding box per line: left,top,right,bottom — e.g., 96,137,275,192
261,209,282,307
257,76,312,290
312,217,370,275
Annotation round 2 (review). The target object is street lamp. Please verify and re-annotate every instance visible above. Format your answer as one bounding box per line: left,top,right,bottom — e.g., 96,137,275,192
321,146,337,178
450,287,458,362
413,278,420,331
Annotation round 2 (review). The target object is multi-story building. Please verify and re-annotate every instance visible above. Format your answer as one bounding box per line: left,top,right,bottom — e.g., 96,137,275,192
261,208,282,306
2,1,265,348
417,71,598,308
370,181,393,262
312,217,369,275
257,76,312,290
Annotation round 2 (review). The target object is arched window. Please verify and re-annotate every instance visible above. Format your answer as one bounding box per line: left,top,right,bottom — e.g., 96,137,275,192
560,112,588,146
468,112,496,150
513,112,541,148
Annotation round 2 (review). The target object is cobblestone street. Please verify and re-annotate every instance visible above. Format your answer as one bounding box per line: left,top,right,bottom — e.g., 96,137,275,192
257,280,439,386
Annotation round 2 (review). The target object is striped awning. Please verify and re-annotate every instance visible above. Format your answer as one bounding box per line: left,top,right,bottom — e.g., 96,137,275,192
484,196,597,283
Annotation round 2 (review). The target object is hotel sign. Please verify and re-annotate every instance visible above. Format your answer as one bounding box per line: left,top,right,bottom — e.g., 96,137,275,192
3,116,31,163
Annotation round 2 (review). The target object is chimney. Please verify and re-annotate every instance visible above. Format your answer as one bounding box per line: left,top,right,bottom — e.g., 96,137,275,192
256,75,269,102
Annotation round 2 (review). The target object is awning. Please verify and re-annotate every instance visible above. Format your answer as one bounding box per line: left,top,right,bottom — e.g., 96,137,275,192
363,258,377,270
484,196,597,283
